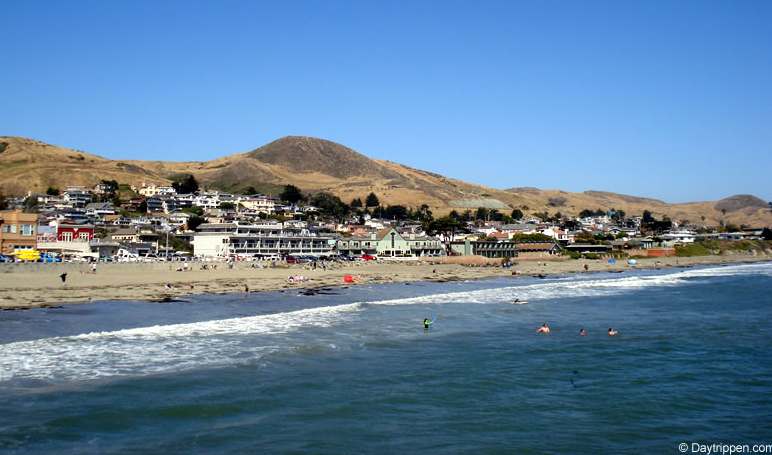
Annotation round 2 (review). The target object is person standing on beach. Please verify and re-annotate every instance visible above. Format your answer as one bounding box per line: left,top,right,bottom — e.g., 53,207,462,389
59,272,68,285
91,262,97,274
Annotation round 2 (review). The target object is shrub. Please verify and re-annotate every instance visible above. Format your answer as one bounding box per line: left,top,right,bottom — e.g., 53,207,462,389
675,243,712,257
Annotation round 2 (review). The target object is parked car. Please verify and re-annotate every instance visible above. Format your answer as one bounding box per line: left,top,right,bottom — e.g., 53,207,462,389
0,254,14,263
39,253,62,263
361,254,377,261
286,255,313,264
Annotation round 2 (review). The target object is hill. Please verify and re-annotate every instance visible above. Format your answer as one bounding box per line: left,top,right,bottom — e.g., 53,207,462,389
0,135,769,227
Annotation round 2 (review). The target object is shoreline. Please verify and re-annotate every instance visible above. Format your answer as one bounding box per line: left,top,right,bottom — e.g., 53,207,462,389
0,254,769,310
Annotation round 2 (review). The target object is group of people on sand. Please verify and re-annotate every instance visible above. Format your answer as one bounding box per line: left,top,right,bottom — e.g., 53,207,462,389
537,322,618,336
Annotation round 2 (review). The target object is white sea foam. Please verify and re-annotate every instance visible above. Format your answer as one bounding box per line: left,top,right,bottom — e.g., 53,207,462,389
1,262,768,383
0,303,362,383
369,262,772,306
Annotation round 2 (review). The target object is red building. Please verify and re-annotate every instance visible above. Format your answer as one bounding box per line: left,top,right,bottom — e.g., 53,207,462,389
57,224,95,242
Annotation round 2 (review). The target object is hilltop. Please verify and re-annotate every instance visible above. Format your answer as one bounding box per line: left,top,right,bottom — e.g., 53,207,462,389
0,135,769,226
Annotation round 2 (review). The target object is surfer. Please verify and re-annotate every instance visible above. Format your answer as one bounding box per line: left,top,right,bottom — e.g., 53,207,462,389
537,323,550,334
423,318,433,330
608,328,619,337
579,328,587,336
244,284,249,293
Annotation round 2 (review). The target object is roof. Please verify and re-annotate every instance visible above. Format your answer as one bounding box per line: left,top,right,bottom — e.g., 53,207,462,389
110,228,139,236
85,202,114,210
516,242,559,251
376,227,397,240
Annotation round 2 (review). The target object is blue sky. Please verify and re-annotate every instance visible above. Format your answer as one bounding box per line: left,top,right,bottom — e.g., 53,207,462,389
2,0,771,202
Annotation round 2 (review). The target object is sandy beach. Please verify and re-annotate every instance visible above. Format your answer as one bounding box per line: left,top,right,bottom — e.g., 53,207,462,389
0,253,768,309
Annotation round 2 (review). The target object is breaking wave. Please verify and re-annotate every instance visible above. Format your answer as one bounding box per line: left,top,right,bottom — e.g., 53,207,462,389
1,262,769,384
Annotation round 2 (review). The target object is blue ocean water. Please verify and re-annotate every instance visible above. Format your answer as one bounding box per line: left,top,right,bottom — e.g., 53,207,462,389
1,262,771,454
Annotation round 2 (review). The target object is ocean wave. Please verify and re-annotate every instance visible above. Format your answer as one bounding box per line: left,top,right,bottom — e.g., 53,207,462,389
1,262,768,384
0,303,362,383
369,262,772,306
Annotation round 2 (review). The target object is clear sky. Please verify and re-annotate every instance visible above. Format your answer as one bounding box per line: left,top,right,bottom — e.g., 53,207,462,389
2,0,771,203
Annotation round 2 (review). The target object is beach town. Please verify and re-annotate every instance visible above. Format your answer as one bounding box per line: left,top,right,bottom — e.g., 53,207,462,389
1,180,769,308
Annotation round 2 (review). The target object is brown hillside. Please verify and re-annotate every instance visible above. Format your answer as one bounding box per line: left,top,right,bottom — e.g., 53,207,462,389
0,135,769,227
0,137,167,195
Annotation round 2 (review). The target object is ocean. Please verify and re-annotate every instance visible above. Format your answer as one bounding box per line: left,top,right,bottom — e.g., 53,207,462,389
1,262,771,454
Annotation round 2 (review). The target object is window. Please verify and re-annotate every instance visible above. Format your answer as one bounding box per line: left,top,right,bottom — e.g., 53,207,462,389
2,224,17,234
79,232,89,240
21,224,34,236
61,232,73,242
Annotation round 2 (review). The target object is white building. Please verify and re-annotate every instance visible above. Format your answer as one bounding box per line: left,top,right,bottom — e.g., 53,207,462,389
138,185,177,197
235,195,277,214
661,230,697,244
194,192,236,209
192,222,337,258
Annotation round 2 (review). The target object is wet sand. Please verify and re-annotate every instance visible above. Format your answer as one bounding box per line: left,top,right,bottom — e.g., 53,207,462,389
0,253,769,309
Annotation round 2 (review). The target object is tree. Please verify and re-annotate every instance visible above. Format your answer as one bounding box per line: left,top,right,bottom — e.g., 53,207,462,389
532,211,550,222
187,215,205,231
475,207,490,221
563,219,581,230
511,209,524,220
171,174,199,194
46,186,60,196
425,216,466,254
138,199,148,213
219,202,236,210
241,186,258,195
280,185,303,204
642,210,655,223
350,197,363,208
183,206,204,216
100,179,119,194
512,233,554,242
309,192,350,221
0,190,8,210
383,205,409,220
365,192,380,208
762,228,772,241
23,195,39,212
415,204,433,222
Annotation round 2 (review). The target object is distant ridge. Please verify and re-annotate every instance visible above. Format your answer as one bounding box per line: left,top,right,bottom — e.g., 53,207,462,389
0,135,769,226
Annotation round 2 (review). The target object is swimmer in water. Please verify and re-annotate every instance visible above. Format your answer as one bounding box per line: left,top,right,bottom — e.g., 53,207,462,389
579,328,587,336
423,318,433,330
537,323,550,334
608,328,618,336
